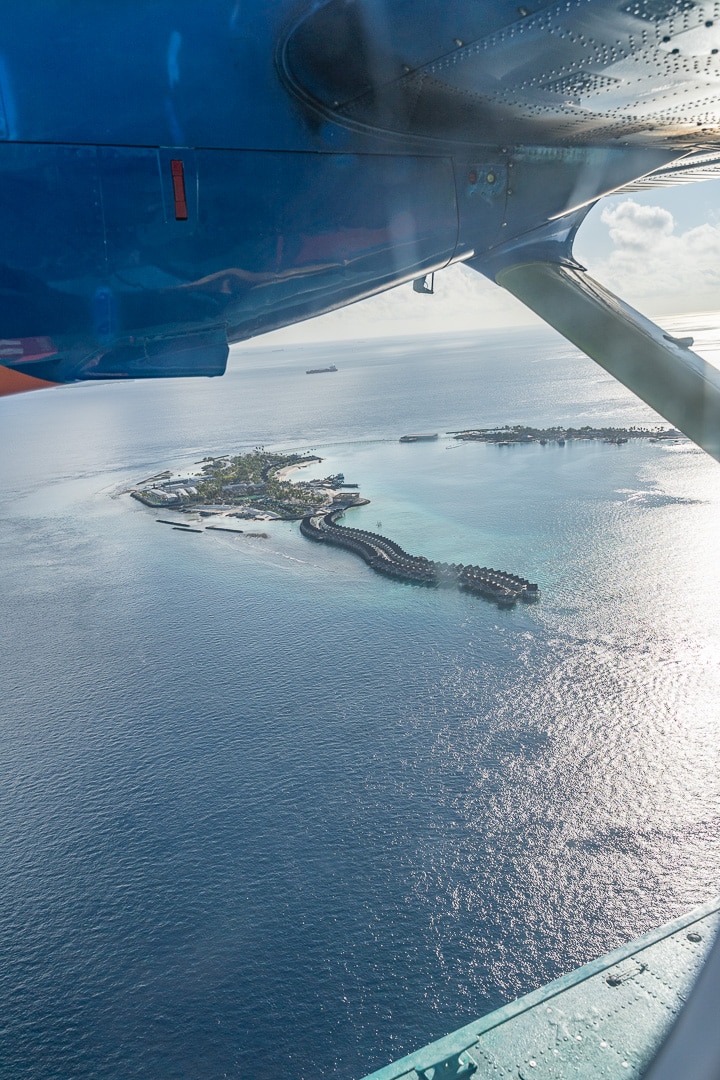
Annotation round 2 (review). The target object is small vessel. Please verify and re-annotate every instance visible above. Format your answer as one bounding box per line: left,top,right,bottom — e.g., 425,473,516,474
399,433,439,442
306,364,337,374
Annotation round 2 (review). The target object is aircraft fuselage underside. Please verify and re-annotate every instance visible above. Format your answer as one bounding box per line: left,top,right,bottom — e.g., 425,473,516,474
1,0,719,391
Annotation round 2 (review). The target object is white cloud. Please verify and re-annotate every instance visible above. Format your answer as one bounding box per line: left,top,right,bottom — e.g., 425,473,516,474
600,200,674,249
588,198,720,314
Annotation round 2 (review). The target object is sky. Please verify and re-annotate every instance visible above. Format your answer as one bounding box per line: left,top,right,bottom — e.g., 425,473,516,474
265,178,720,344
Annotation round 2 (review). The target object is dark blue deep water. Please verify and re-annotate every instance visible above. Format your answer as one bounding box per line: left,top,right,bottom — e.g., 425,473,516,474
1,325,720,1079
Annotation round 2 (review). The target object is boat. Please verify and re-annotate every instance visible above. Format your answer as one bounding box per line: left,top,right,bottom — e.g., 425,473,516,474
399,433,439,443
305,364,337,374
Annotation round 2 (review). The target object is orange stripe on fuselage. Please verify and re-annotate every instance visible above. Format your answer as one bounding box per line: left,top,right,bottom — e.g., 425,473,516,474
0,365,58,397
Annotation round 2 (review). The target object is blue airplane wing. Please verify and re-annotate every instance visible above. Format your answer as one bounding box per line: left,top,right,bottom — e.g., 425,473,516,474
359,898,720,1080
0,0,718,438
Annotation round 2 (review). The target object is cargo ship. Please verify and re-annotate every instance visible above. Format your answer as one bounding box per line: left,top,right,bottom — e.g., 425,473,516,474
305,364,337,374
399,433,439,442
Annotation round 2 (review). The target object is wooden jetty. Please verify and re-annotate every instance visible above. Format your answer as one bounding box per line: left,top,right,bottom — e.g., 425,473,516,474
300,510,539,607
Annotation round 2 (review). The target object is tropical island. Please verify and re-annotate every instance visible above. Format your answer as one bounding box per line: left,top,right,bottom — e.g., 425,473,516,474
128,448,539,607
130,449,359,520
450,424,683,445
128,424,685,601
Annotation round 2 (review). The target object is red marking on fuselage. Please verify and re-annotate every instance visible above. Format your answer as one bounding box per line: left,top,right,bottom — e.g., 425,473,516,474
171,159,188,220
0,365,58,397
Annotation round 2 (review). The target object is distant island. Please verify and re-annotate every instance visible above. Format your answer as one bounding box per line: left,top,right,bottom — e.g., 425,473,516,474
450,424,684,445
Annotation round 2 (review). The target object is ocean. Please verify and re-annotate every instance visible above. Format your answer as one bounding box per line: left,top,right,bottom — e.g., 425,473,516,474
1,323,720,1079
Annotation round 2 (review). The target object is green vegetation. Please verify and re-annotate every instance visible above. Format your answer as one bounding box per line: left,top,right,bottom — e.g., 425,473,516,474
452,424,682,444
133,450,330,519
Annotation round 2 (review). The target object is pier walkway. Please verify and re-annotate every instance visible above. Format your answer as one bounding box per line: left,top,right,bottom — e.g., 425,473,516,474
300,510,539,607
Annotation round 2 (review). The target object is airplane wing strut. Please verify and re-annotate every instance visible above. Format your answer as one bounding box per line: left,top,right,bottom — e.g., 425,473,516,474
494,261,720,463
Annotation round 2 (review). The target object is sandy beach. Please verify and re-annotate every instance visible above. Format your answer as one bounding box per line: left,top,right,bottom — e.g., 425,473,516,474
273,455,323,482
